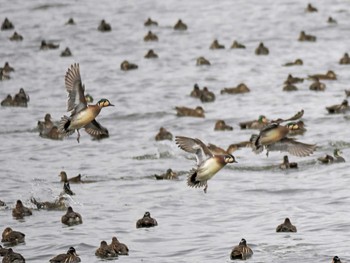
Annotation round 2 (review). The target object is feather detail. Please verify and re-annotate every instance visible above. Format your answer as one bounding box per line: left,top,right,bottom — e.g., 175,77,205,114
58,116,75,136
187,169,207,188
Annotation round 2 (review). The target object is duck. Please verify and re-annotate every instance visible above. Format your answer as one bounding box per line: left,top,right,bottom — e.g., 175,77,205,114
339,53,350,64
285,121,306,135
65,18,75,25
200,87,215,102
12,200,32,219
12,88,29,107
37,113,54,134
305,3,317,12
59,171,82,183
109,236,129,255
1,95,13,106
144,49,158,59
154,168,178,180
63,182,75,196
120,60,138,71
2,248,25,263
41,126,64,140
326,100,349,114
143,31,158,41
214,120,233,131
279,155,298,169
136,211,158,228
9,31,23,41
85,93,94,103
58,64,113,143
255,42,269,55
230,238,253,260
196,56,211,66
49,247,81,263
61,206,82,226
0,200,6,207
209,39,225,49
221,83,250,94
95,241,118,258
298,31,316,42
250,123,316,157
230,40,246,49
318,149,345,164
284,74,304,84
144,18,158,26
1,18,14,30
175,136,236,193
155,127,173,141
283,59,303,66
309,70,336,80
2,62,15,73
0,245,9,257
328,16,337,24
40,40,59,50
30,196,67,210
283,82,298,91
61,47,72,57
276,218,297,232
175,106,205,118
332,256,342,263
190,83,202,98
309,78,326,91
239,115,269,130
174,19,187,30
98,19,111,32
0,69,11,80
1,227,25,245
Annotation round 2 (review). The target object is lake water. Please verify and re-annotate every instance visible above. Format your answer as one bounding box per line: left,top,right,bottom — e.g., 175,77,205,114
1,0,350,262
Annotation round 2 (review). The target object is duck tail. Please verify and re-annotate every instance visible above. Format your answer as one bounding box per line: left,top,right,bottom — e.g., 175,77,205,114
187,169,207,189
58,115,75,136
250,134,264,154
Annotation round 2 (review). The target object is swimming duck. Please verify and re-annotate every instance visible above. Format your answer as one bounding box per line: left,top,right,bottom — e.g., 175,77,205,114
12,88,29,107
239,115,268,130
200,87,215,102
309,78,326,91
2,62,14,73
279,155,298,169
210,39,225,49
328,16,337,24
1,18,14,30
175,106,205,118
59,171,82,183
230,238,253,260
154,168,178,180
109,236,129,255
12,200,32,219
65,18,75,25
63,182,75,196
175,136,236,193
95,241,118,258
196,56,211,66
298,31,316,42
318,149,345,164
214,120,233,131
255,42,269,55
98,19,111,32
143,31,158,41
309,70,337,80
0,200,6,207
136,211,158,228
155,127,173,141
61,47,72,57
30,196,67,210
284,74,304,84
283,59,303,66
50,247,81,263
326,100,349,114
1,227,25,245
61,206,82,226
305,3,317,12
230,40,246,49
250,123,316,157
283,82,298,91
174,19,187,30
84,93,94,103
41,126,64,140
0,245,9,256
58,64,113,143
285,121,306,135
0,69,10,80
2,248,25,263
276,218,297,232
221,83,250,94
332,256,342,263
37,113,54,134
9,31,23,41
190,84,202,98
339,53,350,64
1,94,13,106
144,49,158,59
40,40,59,50
120,60,138,71
144,18,158,26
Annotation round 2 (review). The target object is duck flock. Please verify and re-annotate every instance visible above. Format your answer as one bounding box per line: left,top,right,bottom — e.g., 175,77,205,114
1,0,350,262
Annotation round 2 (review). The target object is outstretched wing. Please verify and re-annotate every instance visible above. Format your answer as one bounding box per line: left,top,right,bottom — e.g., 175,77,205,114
271,109,304,124
267,137,316,157
84,119,109,137
65,63,87,113
175,136,213,164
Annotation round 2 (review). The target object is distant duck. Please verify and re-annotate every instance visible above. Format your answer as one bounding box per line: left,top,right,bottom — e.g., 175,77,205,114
309,70,337,80
65,18,75,25
95,240,118,259
214,120,233,131
109,236,129,255
120,60,138,71
210,39,225,49
63,182,75,196
144,49,158,58
305,3,318,12
318,149,345,164
13,88,30,107
339,53,350,64
230,238,253,260
190,83,202,98
9,31,23,41
285,121,306,135
332,256,342,263
283,82,298,91
59,171,82,183
284,74,304,84
154,168,178,180
174,19,187,30
61,207,82,226
221,83,250,94
2,248,25,263
239,115,269,130
49,247,81,263
175,106,205,118
0,200,6,207
283,59,303,66
326,100,349,114
1,227,25,245
144,18,158,26
298,31,316,42
40,40,59,50
279,155,298,169
85,93,94,103
37,113,54,133
155,127,173,141
0,69,11,80
309,78,326,91
98,19,111,32
1,95,13,106
255,42,269,55
327,16,337,24
143,30,158,41
12,200,32,219
200,87,215,102
61,47,72,57
276,218,297,232
1,18,14,30
230,40,246,49
196,56,211,66
41,126,64,140
30,196,67,210
136,211,158,228
2,62,15,73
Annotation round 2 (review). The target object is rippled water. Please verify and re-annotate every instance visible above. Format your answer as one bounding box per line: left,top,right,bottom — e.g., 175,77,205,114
1,0,350,262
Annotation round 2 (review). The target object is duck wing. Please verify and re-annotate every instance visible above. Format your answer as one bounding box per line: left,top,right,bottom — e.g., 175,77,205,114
175,136,213,164
267,137,316,157
271,109,304,124
84,119,109,137
65,63,87,114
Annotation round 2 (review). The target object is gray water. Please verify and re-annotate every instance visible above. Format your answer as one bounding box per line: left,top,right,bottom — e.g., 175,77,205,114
1,0,350,262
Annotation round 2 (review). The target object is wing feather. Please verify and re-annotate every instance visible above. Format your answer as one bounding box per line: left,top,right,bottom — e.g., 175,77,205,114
65,63,87,112
267,138,316,157
175,136,213,164
84,119,109,136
